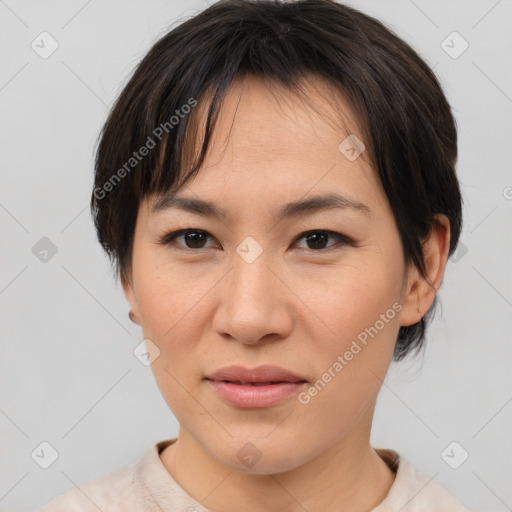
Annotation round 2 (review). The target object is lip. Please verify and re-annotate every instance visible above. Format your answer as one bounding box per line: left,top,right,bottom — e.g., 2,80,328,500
205,365,307,409
205,364,307,384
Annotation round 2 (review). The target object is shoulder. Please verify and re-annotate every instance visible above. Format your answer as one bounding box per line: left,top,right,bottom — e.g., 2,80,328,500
38,438,201,512
37,446,149,512
373,449,469,512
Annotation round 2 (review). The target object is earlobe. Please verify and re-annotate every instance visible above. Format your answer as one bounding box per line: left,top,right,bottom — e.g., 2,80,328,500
121,272,141,325
399,215,451,327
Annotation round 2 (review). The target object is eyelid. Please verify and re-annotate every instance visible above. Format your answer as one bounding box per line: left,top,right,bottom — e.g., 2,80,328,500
293,229,354,248
157,228,355,252
157,228,218,249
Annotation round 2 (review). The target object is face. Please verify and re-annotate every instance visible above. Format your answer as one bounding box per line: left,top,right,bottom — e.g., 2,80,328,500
124,75,421,474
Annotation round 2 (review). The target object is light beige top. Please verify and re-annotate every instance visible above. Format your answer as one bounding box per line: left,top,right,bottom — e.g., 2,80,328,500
39,438,468,511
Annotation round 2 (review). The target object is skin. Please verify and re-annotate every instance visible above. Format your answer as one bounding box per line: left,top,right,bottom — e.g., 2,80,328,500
122,74,451,511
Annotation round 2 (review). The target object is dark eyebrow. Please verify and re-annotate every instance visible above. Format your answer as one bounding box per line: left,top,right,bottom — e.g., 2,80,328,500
150,192,371,220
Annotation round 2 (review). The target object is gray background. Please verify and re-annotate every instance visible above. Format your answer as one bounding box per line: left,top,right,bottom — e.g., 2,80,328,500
1,1,511,510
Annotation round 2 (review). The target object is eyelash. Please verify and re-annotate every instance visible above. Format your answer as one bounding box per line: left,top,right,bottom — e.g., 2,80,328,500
157,228,354,253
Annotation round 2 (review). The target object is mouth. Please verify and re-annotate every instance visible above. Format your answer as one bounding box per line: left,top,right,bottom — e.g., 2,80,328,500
204,366,308,409
208,379,306,386
205,364,307,385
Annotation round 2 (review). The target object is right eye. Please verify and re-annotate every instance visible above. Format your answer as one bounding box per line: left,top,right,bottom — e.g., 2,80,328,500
157,229,218,251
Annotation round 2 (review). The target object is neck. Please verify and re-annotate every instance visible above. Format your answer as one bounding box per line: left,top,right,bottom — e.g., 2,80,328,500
160,415,396,511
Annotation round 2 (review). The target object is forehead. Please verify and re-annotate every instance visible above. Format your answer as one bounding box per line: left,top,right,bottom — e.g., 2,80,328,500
143,73,384,220
177,74,376,182
205,74,364,159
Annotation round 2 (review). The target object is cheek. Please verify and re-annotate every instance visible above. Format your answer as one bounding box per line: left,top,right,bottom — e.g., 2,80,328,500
133,252,206,337
296,288,399,435
293,258,402,406
301,253,403,343
135,265,210,417
133,256,217,389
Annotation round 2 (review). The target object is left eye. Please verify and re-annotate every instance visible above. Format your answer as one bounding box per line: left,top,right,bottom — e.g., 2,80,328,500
294,230,350,251
158,229,351,251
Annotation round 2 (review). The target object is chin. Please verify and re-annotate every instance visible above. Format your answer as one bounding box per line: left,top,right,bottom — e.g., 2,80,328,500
209,434,309,476
227,453,304,476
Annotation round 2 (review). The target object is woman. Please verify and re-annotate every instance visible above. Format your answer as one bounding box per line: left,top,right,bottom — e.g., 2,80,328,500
40,0,467,509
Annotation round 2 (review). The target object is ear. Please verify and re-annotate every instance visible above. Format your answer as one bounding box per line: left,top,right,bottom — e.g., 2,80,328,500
399,214,451,327
121,271,141,325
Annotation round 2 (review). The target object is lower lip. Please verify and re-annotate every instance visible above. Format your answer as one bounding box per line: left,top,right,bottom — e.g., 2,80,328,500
206,379,306,408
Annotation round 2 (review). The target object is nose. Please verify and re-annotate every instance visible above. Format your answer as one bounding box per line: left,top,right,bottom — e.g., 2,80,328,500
212,248,293,346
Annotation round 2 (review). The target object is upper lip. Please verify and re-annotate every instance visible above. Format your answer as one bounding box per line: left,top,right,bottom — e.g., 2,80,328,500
205,365,307,384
